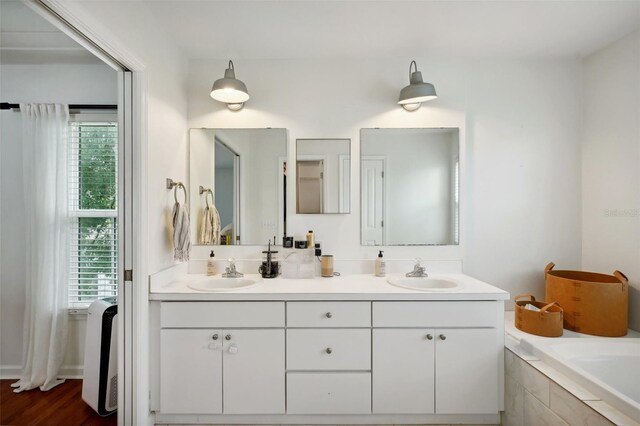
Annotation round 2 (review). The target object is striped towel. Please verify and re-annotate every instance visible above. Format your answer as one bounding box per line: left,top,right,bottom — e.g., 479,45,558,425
172,201,191,261
199,204,221,245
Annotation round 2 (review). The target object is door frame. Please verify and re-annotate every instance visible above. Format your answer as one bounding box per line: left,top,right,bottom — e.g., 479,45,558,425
296,154,328,214
26,1,149,424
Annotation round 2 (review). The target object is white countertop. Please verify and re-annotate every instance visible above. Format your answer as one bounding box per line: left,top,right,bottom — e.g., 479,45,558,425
149,273,510,301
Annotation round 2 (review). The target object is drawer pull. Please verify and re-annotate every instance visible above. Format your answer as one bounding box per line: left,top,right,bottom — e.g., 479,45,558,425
325,347,333,354
439,334,446,340
426,334,433,340
225,334,232,341
325,312,333,318
212,334,219,340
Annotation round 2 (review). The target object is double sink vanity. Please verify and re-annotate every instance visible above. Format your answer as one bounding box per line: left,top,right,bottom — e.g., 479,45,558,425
152,125,508,423
150,266,509,424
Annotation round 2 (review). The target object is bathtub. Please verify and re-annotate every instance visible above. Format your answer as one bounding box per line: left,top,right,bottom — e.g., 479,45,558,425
519,336,640,421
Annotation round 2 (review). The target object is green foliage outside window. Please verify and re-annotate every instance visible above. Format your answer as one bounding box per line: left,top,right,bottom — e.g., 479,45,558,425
72,123,118,307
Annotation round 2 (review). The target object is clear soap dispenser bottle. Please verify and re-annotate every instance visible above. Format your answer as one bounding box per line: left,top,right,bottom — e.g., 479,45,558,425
375,250,386,277
207,250,216,276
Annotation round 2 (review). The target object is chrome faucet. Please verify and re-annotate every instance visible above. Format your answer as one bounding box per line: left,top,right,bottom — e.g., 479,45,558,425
222,258,244,278
406,259,428,278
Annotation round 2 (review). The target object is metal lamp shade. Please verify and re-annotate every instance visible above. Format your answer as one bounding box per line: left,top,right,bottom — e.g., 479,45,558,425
398,71,437,105
210,66,250,104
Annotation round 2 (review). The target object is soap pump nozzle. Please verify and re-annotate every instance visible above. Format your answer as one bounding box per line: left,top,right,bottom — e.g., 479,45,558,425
378,250,384,258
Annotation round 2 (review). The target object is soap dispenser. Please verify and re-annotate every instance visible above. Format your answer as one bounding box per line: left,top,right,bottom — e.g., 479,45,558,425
375,250,386,277
207,250,216,276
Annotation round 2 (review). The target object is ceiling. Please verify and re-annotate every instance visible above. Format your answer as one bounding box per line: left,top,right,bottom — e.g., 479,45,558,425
0,0,100,65
143,0,640,60
1,1,638,65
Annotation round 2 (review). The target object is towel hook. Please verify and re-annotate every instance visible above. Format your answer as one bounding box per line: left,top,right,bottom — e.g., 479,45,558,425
167,178,187,204
199,186,215,209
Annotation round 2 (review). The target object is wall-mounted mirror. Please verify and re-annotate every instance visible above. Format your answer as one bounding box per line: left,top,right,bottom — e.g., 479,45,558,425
360,128,459,246
296,139,350,214
189,128,287,245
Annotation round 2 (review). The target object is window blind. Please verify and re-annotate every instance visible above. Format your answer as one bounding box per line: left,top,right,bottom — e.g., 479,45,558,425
68,121,119,309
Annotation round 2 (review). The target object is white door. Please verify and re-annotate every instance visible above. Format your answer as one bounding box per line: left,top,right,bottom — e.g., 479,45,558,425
435,328,499,414
361,158,384,245
372,329,435,413
222,329,285,414
160,329,222,414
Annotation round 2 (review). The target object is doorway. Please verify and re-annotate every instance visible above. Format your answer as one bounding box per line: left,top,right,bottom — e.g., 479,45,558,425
0,2,141,425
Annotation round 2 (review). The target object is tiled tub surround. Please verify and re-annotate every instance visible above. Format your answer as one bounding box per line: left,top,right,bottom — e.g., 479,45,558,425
504,313,640,426
149,263,508,425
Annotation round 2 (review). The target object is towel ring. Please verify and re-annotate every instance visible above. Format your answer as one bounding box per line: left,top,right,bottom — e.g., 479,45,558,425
174,183,187,204
167,178,187,204
199,185,215,208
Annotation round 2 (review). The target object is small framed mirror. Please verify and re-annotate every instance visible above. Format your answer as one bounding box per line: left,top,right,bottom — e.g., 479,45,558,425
189,128,288,245
360,128,460,246
296,139,351,214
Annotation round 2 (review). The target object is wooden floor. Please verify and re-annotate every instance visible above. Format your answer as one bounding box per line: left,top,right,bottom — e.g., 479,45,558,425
0,379,117,426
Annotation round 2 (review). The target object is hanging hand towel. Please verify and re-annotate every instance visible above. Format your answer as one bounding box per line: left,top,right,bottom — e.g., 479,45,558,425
199,204,221,245
172,201,191,261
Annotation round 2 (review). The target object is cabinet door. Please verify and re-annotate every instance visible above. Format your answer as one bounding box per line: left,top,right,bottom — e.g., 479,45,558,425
160,329,222,414
435,328,498,414
222,329,285,414
372,328,435,413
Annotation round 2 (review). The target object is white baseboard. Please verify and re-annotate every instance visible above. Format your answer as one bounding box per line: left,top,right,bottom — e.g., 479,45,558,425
1,365,83,380
0,365,21,379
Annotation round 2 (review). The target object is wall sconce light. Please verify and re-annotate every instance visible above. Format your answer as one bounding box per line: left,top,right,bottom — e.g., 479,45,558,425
398,60,437,111
210,60,250,111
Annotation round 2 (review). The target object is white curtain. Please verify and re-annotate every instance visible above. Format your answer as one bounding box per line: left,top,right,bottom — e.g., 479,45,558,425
12,104,70,393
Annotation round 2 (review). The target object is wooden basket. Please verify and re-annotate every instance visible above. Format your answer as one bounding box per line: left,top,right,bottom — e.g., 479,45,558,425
545,262,628,337
514,294,564,337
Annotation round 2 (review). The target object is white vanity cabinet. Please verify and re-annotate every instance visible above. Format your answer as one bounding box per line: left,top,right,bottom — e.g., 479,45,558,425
153,291,506,423
372,302,500,415
159,302,285,415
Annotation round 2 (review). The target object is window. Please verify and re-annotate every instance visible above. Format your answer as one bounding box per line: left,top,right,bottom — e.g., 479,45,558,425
68,119,118,310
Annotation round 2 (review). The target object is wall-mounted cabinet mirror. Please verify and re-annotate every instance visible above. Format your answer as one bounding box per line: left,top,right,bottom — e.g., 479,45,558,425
189,128,287,245
360,128,459,246
296,139,351,214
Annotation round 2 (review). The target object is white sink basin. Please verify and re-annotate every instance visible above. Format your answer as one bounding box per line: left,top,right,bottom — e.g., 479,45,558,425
187,276,260,292
387,276,461,292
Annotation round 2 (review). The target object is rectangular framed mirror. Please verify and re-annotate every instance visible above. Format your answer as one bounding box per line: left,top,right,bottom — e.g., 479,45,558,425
360,128,459,246
296,138,351,214
189,128,288,245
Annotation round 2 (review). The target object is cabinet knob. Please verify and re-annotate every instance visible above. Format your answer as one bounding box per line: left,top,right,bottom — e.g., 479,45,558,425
225,334,232,341
325,312,332,318
426,334,433,340
212,334,219,341
325,347,333,354
439,334,446,340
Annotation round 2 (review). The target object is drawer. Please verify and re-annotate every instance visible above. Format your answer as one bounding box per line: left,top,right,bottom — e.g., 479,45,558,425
287,301,370,327
160,302,284,328
373,301,497,327
287,329,371,370
287,372,371,414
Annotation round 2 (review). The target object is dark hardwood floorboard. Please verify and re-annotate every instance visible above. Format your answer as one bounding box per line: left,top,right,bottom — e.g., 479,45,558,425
0,379,117,426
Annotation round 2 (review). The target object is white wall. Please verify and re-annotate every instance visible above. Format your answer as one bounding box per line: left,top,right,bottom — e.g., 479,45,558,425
582,30,640,331
0,63,118,377
187,57,583,301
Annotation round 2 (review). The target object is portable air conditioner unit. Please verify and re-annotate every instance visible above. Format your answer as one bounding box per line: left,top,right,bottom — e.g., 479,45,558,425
82,297,118,416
